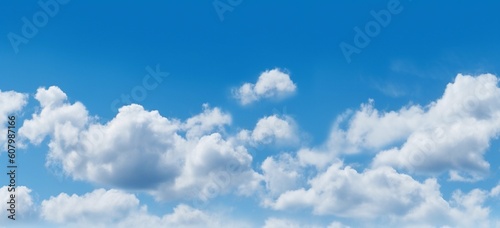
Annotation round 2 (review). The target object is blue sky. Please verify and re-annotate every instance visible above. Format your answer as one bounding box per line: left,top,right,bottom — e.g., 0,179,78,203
2,0,500,227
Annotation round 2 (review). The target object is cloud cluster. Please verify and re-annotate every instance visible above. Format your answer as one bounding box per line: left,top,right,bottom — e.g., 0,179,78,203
260,73,500,227
298,74,500,181
372,74,500,180
233,69,297,105
0,187,250,228
19,86,262,201
10,73,500,227
265,161,495,227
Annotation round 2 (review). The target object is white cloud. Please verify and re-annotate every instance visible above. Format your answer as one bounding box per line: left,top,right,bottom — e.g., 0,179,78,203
170,132,262,199
20,86,262,201
0,186,36,222
120,203,251,228
489,184,500,197
298,74,500,180
342,99,425,151
262,217,350,228
371,74,500,180
11,73,500,227
0,90,28,149
261,153,303,197
19,86,88,145
261,73,500,227
238,115,298,146
182,103,232,139
41,188,139,224
233,69,296,105
262,218,349,228
327,221,351,228
266,162,495,227
41,188,251,228
262,218,301,228
269,164,436,219
252,115,297,144
0,90,28,119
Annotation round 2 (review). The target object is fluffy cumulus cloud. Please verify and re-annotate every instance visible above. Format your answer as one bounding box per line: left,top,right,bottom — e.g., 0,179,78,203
0,186,36,223
371,74,500,180
265,73,500,226
41,189,139,224
0,90,28,120
19,86,262,201
238,114,298,146
40,188,251,228
266,162,495,227
233,69,296,105
10,73,500,227
251,115,297,144
261,153,303,197
19,86,89,145
0,90,28,149
268,163,433,218
298,74,500,181
182,103,232,139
